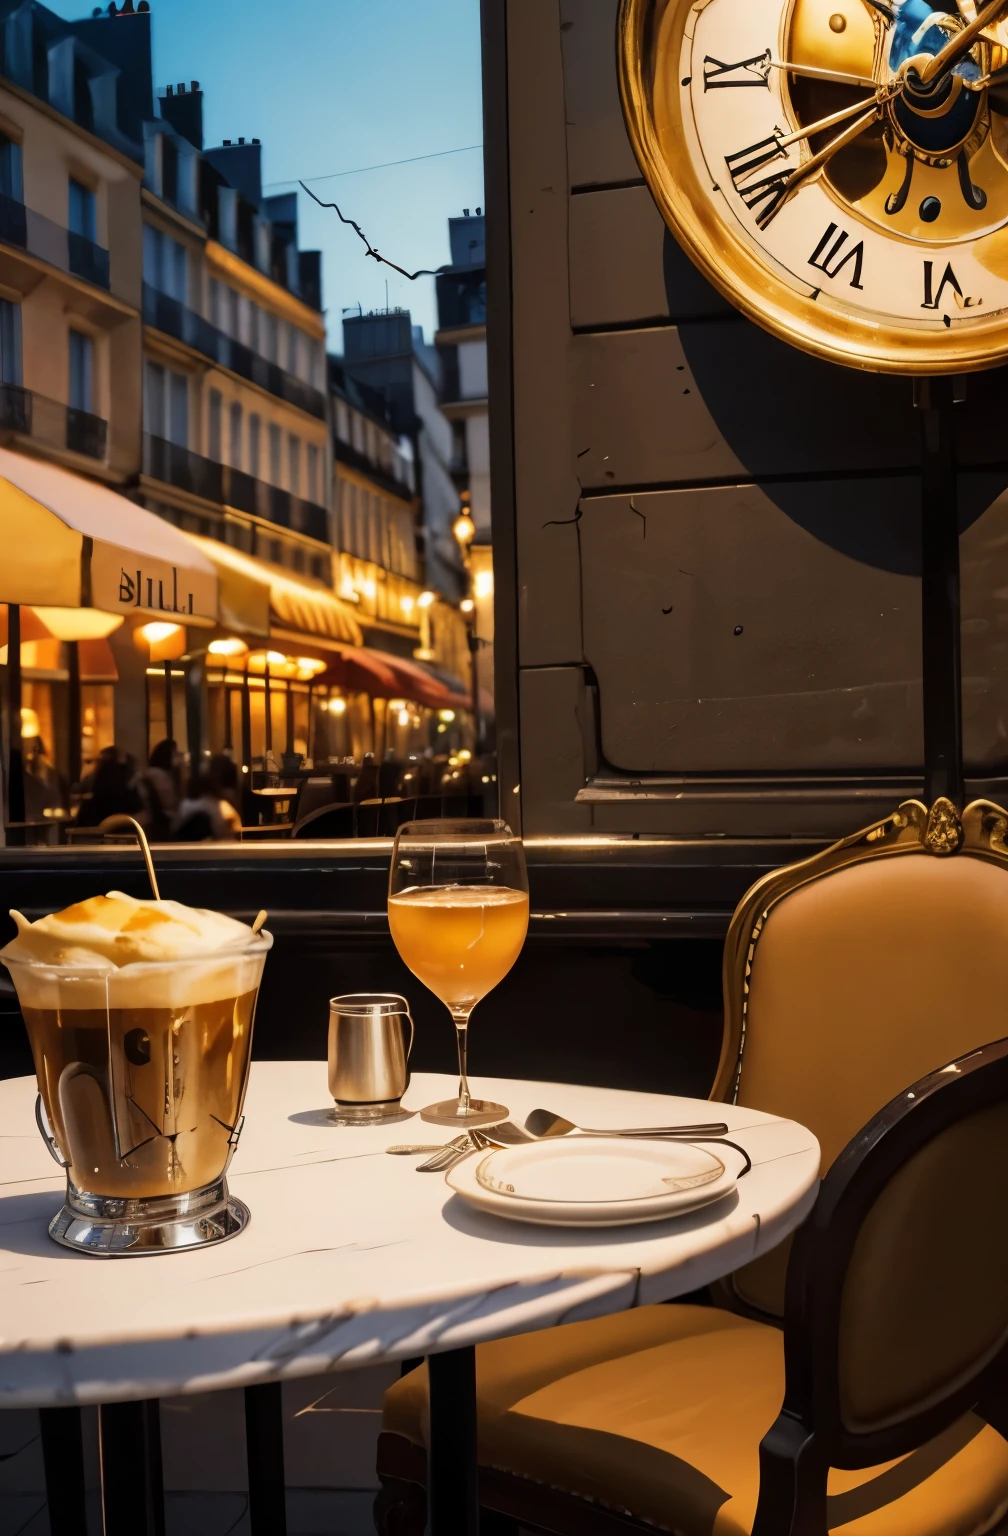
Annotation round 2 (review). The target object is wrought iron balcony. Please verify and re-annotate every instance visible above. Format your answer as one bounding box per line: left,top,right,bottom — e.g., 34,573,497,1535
142,284,327,421
0,193,110,290
143,433,329,544
0,384,106,460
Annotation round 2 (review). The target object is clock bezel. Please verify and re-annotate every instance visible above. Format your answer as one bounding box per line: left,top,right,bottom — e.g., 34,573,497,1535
617,0,1008,374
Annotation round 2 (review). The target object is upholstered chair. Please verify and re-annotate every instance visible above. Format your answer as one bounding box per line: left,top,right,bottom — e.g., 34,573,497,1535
375,797,1008,1535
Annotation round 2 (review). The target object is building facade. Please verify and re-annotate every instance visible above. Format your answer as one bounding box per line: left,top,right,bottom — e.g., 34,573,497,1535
436,213,494,734
340,307,465,603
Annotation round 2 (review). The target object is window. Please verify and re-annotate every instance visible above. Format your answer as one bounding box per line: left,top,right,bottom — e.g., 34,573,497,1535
0,134,23,203
307,443,319,505
262,312,277,362
208,388,223,461
335,400,349,441
143,227,187,301
0,300,22,385
248,413,261,478
288,434,301,496
145,361,165,437
248,302,259,355
208,278,221,329
69,330,93,414
227,287,239,339
68,178,96,243
229,401,243,469
268,422,281,484
287,326,299,376
144,362,187,445
168,239,186,303
169,372,188,447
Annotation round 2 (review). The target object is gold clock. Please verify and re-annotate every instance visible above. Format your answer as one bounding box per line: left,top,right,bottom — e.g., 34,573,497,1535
618,0,1008,371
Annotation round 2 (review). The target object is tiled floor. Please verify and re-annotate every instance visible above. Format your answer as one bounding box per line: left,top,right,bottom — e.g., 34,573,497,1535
0,1363,397,1535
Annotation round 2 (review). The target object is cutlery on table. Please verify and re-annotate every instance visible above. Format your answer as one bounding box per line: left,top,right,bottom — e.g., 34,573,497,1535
387,1144,455,1155
524,1109,730,1140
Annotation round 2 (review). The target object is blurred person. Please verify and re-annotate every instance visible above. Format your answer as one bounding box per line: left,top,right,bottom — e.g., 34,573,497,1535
135,739,179,841
353,753,379,804
75,749,143,828
24,738,65,819
173,771,237,842
207,756,242,835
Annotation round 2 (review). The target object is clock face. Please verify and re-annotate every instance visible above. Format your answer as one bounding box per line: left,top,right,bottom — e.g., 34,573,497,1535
618,0,1008,371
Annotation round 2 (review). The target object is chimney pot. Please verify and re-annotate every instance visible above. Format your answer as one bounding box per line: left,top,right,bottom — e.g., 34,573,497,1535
223,139,232,146
165,83,173,96
463,207,470,216
192,81,199,91
252,137,260,145
177,82,185,93
238,137,245,145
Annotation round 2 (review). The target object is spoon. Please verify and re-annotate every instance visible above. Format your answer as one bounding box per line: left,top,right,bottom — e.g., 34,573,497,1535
524,1109,729,1140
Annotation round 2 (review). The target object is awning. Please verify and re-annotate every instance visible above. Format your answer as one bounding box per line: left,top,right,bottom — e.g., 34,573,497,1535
317,645,404,696
184,535,271,639
0,448,217,624
187,535,362,646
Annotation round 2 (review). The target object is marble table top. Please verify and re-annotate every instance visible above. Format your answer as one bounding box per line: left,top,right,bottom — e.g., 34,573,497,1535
0,1066,820,1408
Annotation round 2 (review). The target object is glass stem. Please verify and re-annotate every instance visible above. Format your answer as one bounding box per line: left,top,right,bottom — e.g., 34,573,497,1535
452,1009,472,1112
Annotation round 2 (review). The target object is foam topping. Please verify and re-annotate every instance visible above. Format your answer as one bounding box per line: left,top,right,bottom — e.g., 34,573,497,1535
3,892,255,969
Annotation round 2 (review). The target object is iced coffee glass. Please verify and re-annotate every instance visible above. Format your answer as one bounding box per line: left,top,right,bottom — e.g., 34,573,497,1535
2,893,272,1255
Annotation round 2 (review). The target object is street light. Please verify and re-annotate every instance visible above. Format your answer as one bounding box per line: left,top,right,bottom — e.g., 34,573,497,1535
452,500,481,751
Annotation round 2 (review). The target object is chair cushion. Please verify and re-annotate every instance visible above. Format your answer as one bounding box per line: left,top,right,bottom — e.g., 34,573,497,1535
383,1305,1008,1536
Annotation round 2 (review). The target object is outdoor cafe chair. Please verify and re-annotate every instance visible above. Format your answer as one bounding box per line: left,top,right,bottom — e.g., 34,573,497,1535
377,794,1008,1534
290,802,355,840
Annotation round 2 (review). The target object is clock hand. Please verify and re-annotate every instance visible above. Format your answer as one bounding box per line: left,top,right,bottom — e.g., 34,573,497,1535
775,81,903,150
769,58,881,89
769,104,883,222
914,0,1008,84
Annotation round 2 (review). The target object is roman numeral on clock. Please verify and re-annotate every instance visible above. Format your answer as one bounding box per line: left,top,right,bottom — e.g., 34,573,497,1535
808,223,864,289
702,50,772,90
921,260,980,313
724,135,792,228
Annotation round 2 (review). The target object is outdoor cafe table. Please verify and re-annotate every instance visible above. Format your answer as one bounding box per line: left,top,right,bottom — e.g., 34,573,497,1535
0,1065,820,1534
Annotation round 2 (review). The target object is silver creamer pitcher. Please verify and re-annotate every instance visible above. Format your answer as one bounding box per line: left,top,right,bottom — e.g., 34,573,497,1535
328,993,414,1123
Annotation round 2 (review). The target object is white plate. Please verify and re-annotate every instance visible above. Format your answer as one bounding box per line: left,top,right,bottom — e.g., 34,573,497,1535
445,1136,744,1227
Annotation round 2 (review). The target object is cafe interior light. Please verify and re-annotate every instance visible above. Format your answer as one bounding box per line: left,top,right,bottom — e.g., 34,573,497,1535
417,590,435,609
400,594,416,616
359,578,377,601
208,636,249,658
474,569,494,600
20,706,40,738
295,657,327,677
460,598,475,614
453,510,476,550
34,607,124,641
397,709,411,727
134,621,186,662
438,709,456,723
457,749,472,763
329,696,348,715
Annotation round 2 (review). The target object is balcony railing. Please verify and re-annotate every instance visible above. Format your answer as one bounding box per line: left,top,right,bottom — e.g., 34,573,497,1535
333,436,414,503
143,433,329,544
0,383,106,460
0,193,110,290
142,285,327,421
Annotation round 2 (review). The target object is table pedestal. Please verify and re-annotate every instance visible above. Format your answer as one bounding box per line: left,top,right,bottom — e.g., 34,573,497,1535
428,1346,480,1534
99,1399,165,1536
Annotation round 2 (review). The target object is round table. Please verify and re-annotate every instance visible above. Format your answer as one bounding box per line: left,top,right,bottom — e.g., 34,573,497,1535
0,1065,820,1533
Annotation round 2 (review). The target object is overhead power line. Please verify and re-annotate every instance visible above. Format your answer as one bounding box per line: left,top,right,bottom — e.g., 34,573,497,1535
263,142,483,192
299,181,462,282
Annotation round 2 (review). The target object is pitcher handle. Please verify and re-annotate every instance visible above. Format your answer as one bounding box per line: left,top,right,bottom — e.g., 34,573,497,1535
220,1113,245,1176
403,1004,415,1062
35,1095,68,1169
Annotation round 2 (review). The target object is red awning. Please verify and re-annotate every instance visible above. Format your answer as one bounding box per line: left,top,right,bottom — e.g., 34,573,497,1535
314,643,469,711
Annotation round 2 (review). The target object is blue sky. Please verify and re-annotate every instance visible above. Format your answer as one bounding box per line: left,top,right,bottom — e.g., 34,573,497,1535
47,0,485,345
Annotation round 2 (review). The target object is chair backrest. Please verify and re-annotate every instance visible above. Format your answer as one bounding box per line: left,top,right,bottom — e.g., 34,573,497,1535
290,802,355,840
293,776,337,828
716,797,1008,1317
755,1035,1008,1526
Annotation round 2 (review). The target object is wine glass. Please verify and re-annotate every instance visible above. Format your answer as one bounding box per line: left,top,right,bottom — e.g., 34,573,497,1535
388,819,529,1125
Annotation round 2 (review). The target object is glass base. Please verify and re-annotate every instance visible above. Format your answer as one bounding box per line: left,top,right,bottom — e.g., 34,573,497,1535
420,1097,509,1127
331,1100,413,1126
48,1176,249,1257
